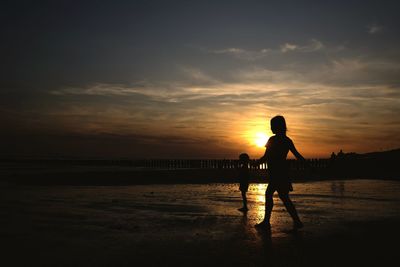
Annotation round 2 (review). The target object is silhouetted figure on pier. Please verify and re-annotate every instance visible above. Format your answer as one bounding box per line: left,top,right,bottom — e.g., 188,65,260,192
337,149,344,158
255,115,305,230
238,153,250,212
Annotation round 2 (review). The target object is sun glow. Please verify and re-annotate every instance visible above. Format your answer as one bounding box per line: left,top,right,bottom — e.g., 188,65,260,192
254,132,269,148
240,120,272,156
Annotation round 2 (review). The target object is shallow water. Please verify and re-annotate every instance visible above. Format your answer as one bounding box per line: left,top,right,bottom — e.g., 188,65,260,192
3,180,400,236
2,179,400,266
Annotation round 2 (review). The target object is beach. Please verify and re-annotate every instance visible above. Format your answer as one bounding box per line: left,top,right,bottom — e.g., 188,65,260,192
1,180,400,266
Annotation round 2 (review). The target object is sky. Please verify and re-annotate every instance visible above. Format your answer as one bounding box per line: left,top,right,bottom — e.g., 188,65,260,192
1,0,400,159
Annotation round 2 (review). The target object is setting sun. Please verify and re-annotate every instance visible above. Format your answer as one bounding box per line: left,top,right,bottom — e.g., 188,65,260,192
255,132,269,148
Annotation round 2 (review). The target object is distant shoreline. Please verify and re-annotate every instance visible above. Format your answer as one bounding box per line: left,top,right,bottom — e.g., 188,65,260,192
1,165,399,186
2,153,399,185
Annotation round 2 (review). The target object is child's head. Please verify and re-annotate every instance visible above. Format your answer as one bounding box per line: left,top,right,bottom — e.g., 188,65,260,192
239,153,250,164
270,115,287,135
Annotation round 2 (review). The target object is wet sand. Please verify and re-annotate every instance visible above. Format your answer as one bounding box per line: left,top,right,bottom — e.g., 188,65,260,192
1,180,400,266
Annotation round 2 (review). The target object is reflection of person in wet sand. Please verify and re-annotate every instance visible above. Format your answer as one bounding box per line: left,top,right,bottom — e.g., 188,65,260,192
255,115,305,230
237,153,250,212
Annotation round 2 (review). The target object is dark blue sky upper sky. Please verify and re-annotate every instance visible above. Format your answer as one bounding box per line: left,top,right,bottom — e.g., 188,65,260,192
3,0,399,87
1,0,400,158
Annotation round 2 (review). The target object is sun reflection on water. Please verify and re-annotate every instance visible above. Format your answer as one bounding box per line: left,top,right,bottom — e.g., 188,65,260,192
255,183,266,204
253,183,267,220
252,183,280,224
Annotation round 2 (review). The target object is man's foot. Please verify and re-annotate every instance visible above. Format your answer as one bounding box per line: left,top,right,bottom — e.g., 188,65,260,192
238,207,249,212
293,221,304,230
255,221,271,229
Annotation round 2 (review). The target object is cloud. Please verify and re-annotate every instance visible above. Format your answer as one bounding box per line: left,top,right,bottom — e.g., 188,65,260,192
50,84,141,96
50,56,400,103
207,39,325,60
367,23,382,34
280,39,324,53
10,69,400,158
211,47,271,60
180,67,221,85
280,43,298,52
8,42,400,157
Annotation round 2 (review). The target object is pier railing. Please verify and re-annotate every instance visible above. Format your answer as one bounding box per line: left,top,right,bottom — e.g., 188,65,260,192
2,158,331,170
2,157,398,183
129,158,332,170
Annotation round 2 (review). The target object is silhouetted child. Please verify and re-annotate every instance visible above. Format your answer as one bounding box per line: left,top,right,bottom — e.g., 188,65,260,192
255,115,305,230
238,153,250,212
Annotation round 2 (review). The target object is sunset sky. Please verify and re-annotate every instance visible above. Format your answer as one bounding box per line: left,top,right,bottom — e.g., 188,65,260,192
1,0,400,158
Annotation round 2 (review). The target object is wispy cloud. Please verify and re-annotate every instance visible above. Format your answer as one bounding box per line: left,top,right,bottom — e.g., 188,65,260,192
280,43,298,52
50,57,400,101
367,23,382,34
280,39,324,53
211,47,271,60
208,39,324,60
44,52,400,157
